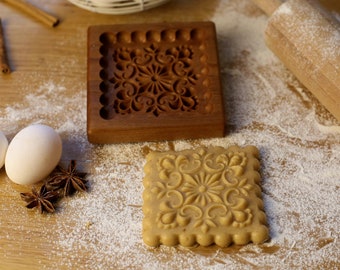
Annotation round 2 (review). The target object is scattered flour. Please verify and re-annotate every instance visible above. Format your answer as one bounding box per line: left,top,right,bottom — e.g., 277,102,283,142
272,0,340,64
0,0,339,269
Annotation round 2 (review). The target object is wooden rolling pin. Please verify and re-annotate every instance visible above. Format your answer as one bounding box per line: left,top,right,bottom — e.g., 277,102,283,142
252,0,340,122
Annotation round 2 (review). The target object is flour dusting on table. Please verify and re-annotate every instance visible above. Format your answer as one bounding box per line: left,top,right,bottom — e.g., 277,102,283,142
0,1,339,269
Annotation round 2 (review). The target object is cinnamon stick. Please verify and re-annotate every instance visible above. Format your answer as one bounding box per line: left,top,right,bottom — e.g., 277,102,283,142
3,0,59,27
0,18,11,74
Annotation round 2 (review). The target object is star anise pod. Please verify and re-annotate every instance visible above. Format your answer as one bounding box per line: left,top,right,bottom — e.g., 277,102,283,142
20,185,59,214
47,160,87,196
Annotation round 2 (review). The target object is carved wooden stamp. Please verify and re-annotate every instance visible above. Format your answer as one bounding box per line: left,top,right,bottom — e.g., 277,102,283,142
87,22,225,143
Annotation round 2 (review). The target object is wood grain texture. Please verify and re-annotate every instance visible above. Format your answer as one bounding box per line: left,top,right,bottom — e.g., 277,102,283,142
2,0,59,27
0,0,339,269
264,0,340,121
87,22,225,143
0,1,221,268
250,0,283,15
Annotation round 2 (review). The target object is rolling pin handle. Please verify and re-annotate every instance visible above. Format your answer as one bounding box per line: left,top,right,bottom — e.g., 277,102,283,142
251,0,283,16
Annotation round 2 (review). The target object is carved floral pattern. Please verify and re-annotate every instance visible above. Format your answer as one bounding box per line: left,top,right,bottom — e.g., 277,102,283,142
106,44,200,116
151,148,255,233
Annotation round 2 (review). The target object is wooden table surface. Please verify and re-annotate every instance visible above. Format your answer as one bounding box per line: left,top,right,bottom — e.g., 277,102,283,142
0,0,339,269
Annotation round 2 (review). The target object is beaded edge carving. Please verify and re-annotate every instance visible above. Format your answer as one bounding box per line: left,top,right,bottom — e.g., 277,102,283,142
98,27,212,119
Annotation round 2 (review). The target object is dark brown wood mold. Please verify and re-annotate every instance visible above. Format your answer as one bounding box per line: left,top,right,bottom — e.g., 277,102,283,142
87,21,225,143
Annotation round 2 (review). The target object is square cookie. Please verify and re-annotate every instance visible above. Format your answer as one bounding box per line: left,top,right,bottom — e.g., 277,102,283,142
87,21,225,143
142,145,269,247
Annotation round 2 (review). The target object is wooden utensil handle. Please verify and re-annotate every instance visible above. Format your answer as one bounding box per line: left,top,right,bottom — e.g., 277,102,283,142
251,0,283,16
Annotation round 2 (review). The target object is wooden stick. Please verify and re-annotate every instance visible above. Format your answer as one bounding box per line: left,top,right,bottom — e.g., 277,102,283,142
3,0,59,27
0,18,11,74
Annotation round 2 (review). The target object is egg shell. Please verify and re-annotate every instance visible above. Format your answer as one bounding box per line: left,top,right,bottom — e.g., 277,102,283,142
5,124,62,185
0,131,8,169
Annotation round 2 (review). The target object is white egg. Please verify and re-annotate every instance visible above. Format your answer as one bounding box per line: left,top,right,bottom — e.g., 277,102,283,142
0,131,8,169
5,124,62,185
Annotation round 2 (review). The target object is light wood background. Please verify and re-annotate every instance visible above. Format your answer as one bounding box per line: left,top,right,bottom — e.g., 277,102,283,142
0,0,339,269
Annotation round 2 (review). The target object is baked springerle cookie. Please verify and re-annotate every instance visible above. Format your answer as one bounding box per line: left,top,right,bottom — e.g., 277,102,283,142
142,145,269,247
